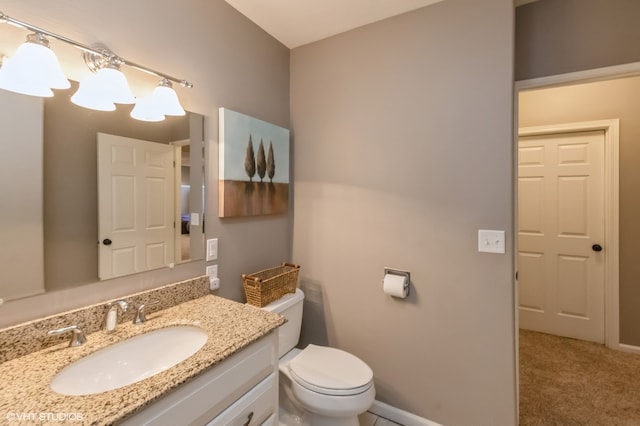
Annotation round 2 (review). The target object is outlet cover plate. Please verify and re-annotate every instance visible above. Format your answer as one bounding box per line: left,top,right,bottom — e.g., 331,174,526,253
206,265,219,290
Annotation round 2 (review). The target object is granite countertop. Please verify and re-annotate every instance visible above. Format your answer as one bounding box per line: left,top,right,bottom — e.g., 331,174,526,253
0,295,285,426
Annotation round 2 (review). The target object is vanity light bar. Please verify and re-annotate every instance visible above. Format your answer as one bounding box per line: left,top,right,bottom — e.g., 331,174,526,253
0,11,194,89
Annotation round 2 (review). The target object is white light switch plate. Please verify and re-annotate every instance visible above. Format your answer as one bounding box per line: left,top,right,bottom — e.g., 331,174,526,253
190,213,199,226
206,238,218,261
478,230,506,254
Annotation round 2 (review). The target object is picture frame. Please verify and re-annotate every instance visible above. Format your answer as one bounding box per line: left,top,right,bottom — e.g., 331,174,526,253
218,108,290,217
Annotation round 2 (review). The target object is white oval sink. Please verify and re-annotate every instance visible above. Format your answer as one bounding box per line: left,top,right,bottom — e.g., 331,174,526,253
50,325,208,396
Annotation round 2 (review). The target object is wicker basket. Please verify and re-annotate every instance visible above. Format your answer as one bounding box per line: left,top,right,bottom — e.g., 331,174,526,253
242,263,300,307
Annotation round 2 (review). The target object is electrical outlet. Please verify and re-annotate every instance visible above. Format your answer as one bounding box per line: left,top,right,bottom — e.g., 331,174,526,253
209,278,220,290
206,265,219,290
206,238,218,261
478,229,506,254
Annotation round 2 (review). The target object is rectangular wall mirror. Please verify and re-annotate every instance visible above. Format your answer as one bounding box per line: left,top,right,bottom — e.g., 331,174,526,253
0,81,205,303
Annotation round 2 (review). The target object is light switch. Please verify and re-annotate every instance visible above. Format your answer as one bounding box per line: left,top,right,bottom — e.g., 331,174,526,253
190,213,199,227
478,230,506,254
206,238,218,261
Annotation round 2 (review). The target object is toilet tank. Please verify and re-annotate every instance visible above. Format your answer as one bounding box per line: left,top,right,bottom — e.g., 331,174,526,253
261,289,304,358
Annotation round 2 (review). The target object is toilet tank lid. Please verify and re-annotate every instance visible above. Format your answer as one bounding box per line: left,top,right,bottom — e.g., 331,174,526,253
261,288,304,313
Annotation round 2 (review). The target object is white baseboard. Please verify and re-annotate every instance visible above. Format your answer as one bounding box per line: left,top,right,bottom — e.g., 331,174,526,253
368,400,442,426
618,343,640,355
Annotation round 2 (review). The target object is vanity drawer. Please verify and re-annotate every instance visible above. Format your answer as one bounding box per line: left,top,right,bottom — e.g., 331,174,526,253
120,332,277,426
207,373,277,426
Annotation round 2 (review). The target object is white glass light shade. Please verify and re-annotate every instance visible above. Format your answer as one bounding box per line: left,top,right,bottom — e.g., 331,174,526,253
71,66,136,111
130,96,165,122
0,40,70,97
94,67,135,104
152,84,185,116
70,72,116,111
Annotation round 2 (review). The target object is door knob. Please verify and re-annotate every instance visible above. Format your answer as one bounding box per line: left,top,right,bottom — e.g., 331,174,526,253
592,244,603,252
102,238,112,246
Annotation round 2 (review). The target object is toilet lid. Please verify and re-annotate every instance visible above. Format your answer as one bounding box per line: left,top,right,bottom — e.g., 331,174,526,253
289,345,373,396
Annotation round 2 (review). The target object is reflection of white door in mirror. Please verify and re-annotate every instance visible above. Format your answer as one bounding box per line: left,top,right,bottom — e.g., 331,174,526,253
97,133,176,280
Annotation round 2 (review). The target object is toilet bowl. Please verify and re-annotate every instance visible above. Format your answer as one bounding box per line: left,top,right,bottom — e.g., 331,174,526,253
260,289,375,426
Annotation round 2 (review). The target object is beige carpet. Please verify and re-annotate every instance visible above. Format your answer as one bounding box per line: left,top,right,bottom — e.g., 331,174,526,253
519,329,640,425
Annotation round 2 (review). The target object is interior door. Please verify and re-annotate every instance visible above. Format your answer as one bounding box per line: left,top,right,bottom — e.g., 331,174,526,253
98,133,176,280
518,129,605,343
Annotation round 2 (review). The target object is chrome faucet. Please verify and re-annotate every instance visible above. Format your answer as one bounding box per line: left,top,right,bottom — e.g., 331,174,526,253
104,300,128,332
48,325,87,347
133,300,160,324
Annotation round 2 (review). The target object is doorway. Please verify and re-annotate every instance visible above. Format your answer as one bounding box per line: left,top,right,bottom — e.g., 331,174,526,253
514,65,640,423
516,121,618,345
517,70,627,350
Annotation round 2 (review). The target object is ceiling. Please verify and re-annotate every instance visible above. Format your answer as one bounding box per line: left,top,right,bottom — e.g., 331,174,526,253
225,0,446,49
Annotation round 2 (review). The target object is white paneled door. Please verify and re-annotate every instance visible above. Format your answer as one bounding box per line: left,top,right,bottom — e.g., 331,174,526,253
98,133,176,280
518,130,605,343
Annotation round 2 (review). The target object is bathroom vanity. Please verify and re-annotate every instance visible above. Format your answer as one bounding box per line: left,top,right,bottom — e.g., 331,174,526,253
0,289,285,425
121,332,278,425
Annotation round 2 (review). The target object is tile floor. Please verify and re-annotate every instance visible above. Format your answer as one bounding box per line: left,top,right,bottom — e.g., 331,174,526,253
359,411,403,426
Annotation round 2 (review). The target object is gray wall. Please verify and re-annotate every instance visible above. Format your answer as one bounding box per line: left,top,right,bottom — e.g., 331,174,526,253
516,0,640,80
290,0,516,424
0,0,290,326
519,76,640,346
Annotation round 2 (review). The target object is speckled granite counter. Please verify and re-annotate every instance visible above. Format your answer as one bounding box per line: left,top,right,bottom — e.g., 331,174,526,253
0,295,285,426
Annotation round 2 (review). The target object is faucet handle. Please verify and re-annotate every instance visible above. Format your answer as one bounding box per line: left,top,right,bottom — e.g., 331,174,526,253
106,299,129,312
48,325,87,347
133,300,160,324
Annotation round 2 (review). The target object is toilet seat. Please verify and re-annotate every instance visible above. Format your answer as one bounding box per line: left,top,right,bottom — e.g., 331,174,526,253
288,344,373,396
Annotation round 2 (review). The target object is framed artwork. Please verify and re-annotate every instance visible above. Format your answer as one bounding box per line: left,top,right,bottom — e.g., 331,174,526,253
218,108,290,217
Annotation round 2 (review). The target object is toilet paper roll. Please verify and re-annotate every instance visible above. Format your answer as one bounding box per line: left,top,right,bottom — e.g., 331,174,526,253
383,274,408,298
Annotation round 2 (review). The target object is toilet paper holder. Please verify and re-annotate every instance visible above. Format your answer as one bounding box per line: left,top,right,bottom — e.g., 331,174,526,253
383,267,410,296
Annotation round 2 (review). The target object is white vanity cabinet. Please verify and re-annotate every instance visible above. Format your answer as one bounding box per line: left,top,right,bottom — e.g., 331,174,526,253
120,332,278,426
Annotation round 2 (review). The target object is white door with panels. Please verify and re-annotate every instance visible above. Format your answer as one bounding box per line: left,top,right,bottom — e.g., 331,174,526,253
98,133,176,280
518,130,605,343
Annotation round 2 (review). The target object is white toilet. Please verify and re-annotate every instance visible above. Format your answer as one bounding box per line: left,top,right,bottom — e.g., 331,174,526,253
261,289,375,426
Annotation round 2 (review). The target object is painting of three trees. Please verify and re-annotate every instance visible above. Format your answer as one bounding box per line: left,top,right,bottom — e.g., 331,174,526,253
218,108,290,217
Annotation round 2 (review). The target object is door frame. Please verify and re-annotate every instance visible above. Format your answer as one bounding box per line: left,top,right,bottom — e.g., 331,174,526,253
514,61,640,352
518,120,619,349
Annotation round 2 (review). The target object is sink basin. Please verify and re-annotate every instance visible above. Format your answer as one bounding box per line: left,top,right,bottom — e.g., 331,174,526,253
50,325,208,396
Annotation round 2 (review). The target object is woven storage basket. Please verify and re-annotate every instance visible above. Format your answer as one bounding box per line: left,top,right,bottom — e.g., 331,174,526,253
242,263,300,307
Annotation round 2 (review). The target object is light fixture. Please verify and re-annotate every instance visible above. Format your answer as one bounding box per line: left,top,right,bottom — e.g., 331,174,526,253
70,72,116,111
130,95,164,122
151,79,186,116
0,11,193,116
0,32,69,97
129,79,186,122
71,55,135,111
